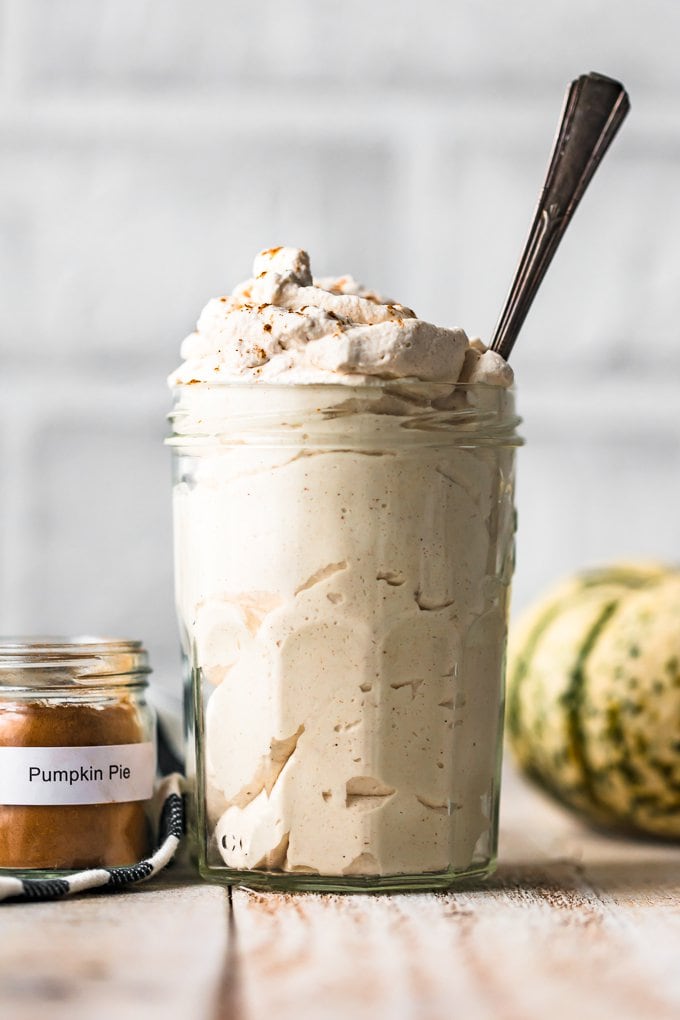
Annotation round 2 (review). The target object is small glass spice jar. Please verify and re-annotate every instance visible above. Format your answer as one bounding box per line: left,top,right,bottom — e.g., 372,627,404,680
0,637,156,876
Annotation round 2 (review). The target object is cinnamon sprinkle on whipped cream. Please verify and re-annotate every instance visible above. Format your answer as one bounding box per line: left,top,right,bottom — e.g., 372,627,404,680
169,247,513,387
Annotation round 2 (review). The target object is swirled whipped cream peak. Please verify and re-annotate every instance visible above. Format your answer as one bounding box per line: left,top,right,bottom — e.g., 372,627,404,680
169,246,513,387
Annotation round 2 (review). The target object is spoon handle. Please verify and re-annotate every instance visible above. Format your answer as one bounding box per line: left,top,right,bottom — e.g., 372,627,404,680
490,72,630,361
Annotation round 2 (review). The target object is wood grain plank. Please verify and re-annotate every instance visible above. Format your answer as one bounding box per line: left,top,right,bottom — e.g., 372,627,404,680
0,873,228,1020
228,768,680,1020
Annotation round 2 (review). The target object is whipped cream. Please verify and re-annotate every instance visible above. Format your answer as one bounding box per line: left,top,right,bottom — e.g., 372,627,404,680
170,248,518,885
169,246,513,387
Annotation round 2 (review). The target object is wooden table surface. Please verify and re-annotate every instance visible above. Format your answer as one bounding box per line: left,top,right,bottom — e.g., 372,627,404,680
2,764,680,1020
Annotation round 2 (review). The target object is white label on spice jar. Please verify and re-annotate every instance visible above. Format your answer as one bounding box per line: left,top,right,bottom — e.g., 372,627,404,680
0,743,156,805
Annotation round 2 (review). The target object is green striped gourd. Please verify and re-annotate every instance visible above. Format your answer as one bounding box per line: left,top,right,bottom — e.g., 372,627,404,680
506,563,680,838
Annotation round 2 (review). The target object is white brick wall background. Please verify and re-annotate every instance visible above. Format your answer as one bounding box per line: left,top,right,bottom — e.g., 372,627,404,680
2,0,680,708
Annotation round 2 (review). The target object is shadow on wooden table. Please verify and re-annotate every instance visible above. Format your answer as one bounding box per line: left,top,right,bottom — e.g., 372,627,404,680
458,855,680,899
132,852,680,902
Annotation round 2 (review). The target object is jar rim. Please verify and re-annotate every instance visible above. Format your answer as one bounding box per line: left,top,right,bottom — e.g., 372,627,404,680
169,379,517,394
0,636,151,685
167,379,523,448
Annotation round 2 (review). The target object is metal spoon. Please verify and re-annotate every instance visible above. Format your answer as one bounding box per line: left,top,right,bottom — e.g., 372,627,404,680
490,72,630,362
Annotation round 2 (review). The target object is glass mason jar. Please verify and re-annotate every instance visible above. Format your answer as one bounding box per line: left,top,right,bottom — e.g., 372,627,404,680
0,638,156,876
168,381,522,892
